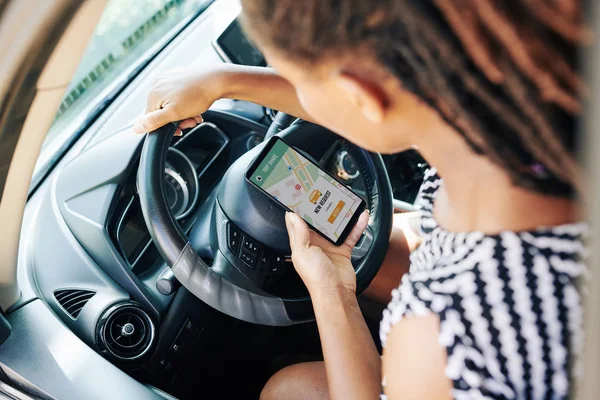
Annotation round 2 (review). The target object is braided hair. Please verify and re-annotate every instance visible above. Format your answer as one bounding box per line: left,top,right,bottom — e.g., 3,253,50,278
240,0,591,197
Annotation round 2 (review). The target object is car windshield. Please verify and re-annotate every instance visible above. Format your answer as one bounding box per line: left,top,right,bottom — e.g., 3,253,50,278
32,0,211,187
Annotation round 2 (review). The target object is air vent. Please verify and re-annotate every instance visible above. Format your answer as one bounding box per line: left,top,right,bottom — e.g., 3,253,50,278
54,289,96,319
97,303,155,361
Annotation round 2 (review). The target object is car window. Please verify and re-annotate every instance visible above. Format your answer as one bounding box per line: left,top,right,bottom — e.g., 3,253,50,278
33,0,211,186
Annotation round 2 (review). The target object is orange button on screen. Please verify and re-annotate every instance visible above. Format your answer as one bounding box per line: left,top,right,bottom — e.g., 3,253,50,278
328,201,345,224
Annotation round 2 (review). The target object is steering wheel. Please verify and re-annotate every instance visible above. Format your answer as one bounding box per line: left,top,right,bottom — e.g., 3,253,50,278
138,120,393,326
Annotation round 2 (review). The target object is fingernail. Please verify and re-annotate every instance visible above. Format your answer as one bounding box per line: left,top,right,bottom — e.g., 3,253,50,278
286,211,295,226
175,129,183,137
132,123,145,134
360,210,370,225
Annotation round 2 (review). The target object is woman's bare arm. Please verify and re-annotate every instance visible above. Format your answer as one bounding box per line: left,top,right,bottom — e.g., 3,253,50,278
312,289,382,399
363,211,422,303
383,315,452,399
313,212,422,398
134,64,315,134
219,65,316,122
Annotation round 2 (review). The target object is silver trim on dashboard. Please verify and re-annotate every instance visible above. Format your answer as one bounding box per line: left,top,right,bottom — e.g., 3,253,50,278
165,147,200,220
0,380,35,400
212,39,233,64
97,302,156,362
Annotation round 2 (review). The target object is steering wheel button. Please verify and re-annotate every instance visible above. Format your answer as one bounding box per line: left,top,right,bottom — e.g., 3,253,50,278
242,237,261,254
263,254,285,277
240,249,257,269
259,255,269,270
258,251,273,271
228,225,241,254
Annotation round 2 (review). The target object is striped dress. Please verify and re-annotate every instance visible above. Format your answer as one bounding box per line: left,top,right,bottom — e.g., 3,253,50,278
379,168,588,399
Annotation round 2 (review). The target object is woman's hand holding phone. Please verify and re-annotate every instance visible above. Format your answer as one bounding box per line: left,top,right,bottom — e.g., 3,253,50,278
285,210,369,297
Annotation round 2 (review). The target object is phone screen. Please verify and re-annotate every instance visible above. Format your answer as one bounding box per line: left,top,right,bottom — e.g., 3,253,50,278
247,137,365,244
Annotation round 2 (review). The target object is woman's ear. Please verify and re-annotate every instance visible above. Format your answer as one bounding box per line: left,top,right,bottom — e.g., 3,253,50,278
334,72,389,124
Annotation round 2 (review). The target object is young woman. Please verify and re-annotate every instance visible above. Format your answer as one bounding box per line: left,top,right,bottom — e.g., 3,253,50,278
135,1,589,398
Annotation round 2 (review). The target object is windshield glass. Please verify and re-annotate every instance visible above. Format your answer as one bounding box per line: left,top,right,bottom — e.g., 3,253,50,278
33,0,211,183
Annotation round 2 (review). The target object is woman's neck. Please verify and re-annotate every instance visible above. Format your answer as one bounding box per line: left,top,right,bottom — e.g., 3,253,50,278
416,129,578,234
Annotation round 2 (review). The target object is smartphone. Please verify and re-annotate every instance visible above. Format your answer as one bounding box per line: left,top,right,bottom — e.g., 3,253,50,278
246,136,367,246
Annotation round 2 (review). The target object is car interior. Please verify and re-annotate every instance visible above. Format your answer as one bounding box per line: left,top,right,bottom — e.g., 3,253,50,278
0,1,598,399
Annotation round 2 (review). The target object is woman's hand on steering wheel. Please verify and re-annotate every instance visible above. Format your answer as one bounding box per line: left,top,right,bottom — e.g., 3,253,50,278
133,65,226,136
285,210,369,297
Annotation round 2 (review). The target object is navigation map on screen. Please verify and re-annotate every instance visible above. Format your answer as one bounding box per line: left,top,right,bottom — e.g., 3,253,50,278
249,139,362,242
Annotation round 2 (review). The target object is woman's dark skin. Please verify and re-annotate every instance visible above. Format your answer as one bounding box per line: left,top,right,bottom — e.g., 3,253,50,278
135,55,577,399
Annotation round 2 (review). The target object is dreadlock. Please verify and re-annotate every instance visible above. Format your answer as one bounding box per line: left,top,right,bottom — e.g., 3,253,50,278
240,0,591,197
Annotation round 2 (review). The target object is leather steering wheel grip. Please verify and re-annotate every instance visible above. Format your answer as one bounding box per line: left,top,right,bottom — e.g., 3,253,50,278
138,122,188,265
342,141,393,295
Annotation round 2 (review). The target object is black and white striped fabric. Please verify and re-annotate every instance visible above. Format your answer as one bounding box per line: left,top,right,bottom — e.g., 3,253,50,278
379,168,587,399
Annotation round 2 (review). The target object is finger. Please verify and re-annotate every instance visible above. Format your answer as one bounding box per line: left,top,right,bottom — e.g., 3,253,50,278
178,118,197,129
145,90,164,113
174,128,183,137
344,210,370,249
132,107,175,134
284,212,295,244
285,212,311,251
193,115,204,124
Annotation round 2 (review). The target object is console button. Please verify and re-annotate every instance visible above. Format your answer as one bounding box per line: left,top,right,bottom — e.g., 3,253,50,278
240,249,257,269
228,225,241,254
242,237,261,254
183,318,194,331
169,318,196,355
